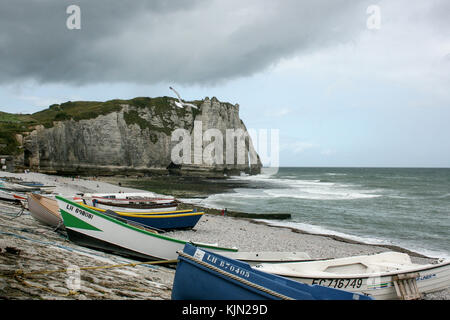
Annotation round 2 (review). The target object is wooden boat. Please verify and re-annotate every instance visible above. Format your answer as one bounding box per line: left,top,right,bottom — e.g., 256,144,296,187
80,202,193,216
56,196,238,261
171,243,373,300
0,181,40,192
27,193,64,229
82,192,176,204
0,189,17,201
254,251,450,300
0,189,26,202
0,180,55,194
93,208,204,231
82,198,178,213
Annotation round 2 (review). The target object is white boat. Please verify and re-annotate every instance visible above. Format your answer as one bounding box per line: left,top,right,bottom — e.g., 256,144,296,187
0,189,27,202
56,195,238,261
0,181,39,192
82,192,176,204
0,189,16,201
222,251,312,266
254,251,450,300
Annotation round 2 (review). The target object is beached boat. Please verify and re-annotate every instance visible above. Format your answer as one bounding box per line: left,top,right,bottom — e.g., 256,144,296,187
0,181,40,192
253,251,450,300
171,243,373,300
0,189,17,201
80,202,193,215
56,196,237,261
0,189,27,202
82,198,178,213
27,193,64,229
92,208,204,231
82,192,176,204
0,180,55,194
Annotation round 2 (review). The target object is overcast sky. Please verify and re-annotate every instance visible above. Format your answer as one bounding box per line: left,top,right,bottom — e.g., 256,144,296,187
0,0,449,167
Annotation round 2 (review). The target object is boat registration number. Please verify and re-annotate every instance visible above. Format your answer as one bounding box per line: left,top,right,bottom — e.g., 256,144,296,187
200,251,251,278
312,278,363,289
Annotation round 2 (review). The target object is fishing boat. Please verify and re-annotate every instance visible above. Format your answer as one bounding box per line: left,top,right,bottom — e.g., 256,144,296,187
0,189,26,202
82,192,176,204
0,189,17,201
0,180,55,194
92,208,204,231
253,251,450,300
82,198,178,213
56,196,237,261
80,202,194,216
171,243,373,300
27,193,64,229
0,181,40,192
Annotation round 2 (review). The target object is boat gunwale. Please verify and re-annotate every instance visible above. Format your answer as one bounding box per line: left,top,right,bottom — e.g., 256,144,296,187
256,259,450,280
80,203,196,216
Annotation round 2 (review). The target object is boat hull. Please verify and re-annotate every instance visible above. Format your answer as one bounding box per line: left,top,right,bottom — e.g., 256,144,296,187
56,196,236,261
279,262,450,300
110,211,204,230
254,252,450,300
0,189,17,201
171,243,373,300
27,194,64,229
0,189,25,202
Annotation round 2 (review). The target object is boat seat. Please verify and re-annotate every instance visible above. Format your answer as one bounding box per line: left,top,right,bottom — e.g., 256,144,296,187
324,263,369,274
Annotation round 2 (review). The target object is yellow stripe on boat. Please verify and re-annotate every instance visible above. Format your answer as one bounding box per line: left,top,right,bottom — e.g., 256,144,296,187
117,212,205,218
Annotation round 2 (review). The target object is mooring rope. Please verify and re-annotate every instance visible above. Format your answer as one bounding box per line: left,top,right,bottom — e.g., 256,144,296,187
3,259,178,279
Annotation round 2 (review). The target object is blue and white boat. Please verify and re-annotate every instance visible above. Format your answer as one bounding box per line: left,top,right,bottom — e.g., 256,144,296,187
100,209,204,231
171,243,373,300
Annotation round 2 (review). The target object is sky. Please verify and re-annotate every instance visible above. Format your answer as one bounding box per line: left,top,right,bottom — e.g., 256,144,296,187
0,0,449,167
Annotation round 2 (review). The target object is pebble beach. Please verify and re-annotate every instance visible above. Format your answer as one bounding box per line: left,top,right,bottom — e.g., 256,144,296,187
0,171,448,300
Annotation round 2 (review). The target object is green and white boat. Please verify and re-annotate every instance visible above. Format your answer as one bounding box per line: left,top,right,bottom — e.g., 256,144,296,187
56,196,238,261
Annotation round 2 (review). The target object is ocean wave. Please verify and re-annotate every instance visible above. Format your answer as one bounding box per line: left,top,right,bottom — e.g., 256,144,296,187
228,173,382,201
263,188,381,200
258,220,450,259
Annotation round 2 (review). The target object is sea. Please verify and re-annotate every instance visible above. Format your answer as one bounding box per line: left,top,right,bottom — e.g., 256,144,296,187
183,167,450,259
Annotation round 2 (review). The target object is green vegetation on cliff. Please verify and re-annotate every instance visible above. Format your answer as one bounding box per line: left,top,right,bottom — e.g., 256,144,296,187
0,96,203,155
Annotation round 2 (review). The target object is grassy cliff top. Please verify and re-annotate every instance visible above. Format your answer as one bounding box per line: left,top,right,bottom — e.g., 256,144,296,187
0,96,204,155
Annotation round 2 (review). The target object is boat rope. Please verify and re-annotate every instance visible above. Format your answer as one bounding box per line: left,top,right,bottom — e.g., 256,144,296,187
1,259,178,279
52,220,64,232
177,251,294,300
12,275,80,297
10,207,25,219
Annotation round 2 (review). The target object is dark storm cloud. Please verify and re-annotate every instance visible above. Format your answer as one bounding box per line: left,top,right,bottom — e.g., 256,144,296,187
0,0,381,85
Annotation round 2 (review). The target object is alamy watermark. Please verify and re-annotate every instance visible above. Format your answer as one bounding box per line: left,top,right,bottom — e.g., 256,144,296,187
170,121,279,175
366,5,381,30
65,264,81,292
66,5,81,30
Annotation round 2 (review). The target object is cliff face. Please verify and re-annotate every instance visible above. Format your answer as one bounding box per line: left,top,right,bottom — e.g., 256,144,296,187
17,97,262,176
